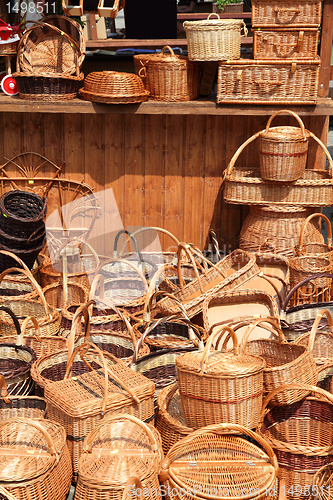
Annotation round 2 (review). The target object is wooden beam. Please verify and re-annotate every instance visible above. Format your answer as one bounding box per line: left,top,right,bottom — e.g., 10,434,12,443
318,0,333,97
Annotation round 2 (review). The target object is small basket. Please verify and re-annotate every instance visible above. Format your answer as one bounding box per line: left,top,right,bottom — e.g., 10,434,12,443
134,45,202,102
183,14,248,62
259,109,309,182
80,71,149,104
13,72,84,101
294,309,333,367
251,0,323,28
253,27,320,60
294,213,333,258
176,325,265,430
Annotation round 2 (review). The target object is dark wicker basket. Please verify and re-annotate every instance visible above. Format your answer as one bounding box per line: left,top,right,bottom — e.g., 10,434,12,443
0,223,45,250
0,238,46,273
0,190,46,238
13,72,84,101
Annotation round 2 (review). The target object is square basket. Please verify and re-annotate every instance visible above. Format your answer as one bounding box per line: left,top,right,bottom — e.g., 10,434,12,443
253,28,319,60
251,0,323,28
217,58,320,105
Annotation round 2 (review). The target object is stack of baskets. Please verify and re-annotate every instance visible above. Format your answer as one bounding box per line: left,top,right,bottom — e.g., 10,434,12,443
13,15,85,100
217,0,321,104
0,190,47,272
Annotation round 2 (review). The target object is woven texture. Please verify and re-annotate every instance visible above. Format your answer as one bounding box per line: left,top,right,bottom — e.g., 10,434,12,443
0,190,46,238
294,309,333,367
80,71,149,104
0,375,46,421
253,28,319,60
252,0,322,27
134,46,201,101
217,58,320,104
13,72,83,101
183,15,247,61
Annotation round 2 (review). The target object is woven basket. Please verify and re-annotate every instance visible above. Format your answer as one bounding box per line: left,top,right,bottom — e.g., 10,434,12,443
0,190,46,238
43,281,89,311
252,0,322,28
312,463,333,500
294,213,333,258
241,317,318,405
183,14,248,61
257,383,333,500
0,417,72,500
0,374,46,421
259,109,309,182
176,325,265,430
223,126,333,206
159,422,279,500
44,342,155,479
134,45,201,102
75,414,163,500
289,256,333,302
0,251,39,301
253,27,320,60
80,71,149,104
155,246,260,318
155,382,193,454
13,72,84,101
294,309,333,367
217,58,320,105
239,205,323,258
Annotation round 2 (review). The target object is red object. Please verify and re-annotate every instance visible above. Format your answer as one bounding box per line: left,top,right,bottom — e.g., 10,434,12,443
1,75,18,95
0,19,20,41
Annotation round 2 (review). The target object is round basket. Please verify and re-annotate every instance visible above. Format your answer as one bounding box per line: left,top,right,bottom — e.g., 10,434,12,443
80,70,149,104
259,110,309,182
294,213,333,258
134,45,201,102
183,14,248,61
13,72,84,101
0,190,46,238
0,252,39,301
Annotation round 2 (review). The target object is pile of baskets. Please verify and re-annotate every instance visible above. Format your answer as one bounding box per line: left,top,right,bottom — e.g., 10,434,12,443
13,15,85,100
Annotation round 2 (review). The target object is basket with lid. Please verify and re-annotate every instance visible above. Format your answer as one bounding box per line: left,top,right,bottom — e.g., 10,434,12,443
134,45,201,102
259,109,309,182
176,325,266,430
183,14,248,61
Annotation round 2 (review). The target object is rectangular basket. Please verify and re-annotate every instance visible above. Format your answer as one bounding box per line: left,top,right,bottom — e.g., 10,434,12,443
251,0,323,28
253,28,319,60
217,58,320,105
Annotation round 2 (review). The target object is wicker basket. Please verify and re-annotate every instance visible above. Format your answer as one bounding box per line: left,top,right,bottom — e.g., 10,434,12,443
294,213,333,258
13,72,84,101
159,422,279,500
257,383,333,500
259,109,309,182
239,206,323,258
0,251,40,301
0,417,72,500
75,414,163,500
0,190,46,238
217,58,320,105
134,45,201,102
80,71,149,104
183,14,248,61
0,374,46,421
223,127,333,206
176,325,265,430
294,309,333,367
241,317,318,405
253,27,319,60
252,0,322,28
312,463,333,500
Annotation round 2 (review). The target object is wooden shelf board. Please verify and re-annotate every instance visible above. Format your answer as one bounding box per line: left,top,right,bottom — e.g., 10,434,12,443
86,37,253,49
0,94,332,116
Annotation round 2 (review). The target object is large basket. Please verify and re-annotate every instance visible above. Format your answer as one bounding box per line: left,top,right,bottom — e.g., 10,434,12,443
257,383,333,500
0,374,46,421
0,417,72,500
253,27,320,60
159,422,279,500
217,58,320,105
75,414,163,500
134,45,201,102
239,206,323,258
241,317,318,405
259,110,309,182
183,14,248,61
176,325,265,430
223,126,333,206
251,0,322,27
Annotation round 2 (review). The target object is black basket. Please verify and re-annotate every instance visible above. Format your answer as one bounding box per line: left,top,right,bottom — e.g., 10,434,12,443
0,238,46,273
0,223,45,250
0,191,47,239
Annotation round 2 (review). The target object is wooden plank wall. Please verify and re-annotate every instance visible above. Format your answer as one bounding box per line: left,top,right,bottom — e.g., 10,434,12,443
0,111,328,257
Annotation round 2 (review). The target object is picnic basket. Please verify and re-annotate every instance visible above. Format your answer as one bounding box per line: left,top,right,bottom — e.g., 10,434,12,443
176,325,265,430
0,374,46,421
253,27,320,60
159,422,280,500
257,383,333,500
75,414,163,500
241,317,318,405
155,246,260,318
251,0,323,28
183,14,248,61
258,110,309,182
223,122,333,206
0,417,72,500
134,45,201,102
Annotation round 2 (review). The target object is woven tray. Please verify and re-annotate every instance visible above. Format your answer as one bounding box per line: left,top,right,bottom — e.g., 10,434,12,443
252,0,322,27
217,58,320,105
253,27,319,60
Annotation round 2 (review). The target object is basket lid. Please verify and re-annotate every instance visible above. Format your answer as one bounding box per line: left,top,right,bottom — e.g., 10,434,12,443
140,45,192,66
260,126,310,142
184,15,244,30
81,71,149,103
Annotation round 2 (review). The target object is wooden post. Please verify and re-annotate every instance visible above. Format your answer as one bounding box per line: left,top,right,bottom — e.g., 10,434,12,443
318,0,333,97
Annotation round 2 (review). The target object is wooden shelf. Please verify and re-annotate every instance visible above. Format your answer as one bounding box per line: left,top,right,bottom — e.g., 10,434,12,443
1,94,332,116
85,37,253,50
176,12,252,19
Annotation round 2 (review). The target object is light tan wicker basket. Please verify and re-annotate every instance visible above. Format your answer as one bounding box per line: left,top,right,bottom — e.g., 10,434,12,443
183,14,248,61
252,0,322,28
253,27,319,60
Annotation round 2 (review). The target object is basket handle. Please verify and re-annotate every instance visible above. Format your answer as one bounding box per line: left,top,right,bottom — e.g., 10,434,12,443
306,309,333,352
113,229,144,267
200,325,239,374
0,249,36,274
96,258,149,294
207,13,220,20
161,45,175,57
308,131,333,178
64,342,140,414
160,422,279,481
273,6,300,23
262,109,307,141
0,375,11,403
143,288,191,322
83,413,159,455
296,213,333,256
57,237,100,271
18,316,42,346
240,316,286,353
122,478,143,500
223,130,264,179
66,302,91,361
0,305,21,338
281,273,333,312
119,226,180,257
